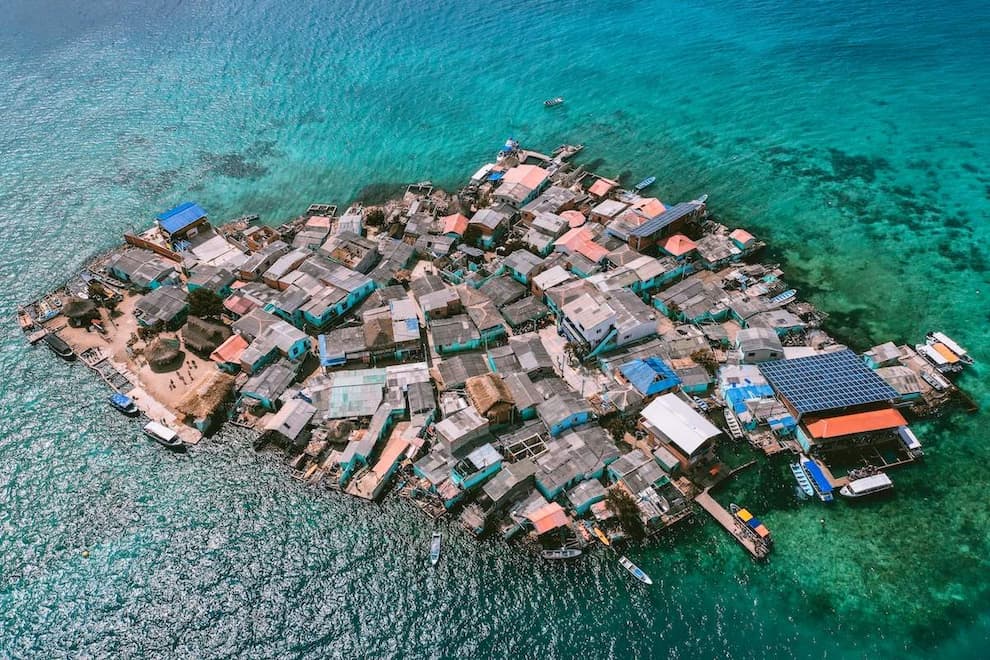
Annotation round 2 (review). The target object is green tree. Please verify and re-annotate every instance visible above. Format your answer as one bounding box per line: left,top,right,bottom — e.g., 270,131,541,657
365,208,385,227
606,488,646,540
187,287,225,319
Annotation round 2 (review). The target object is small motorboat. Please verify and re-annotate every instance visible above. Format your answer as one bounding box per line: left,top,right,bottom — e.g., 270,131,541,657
544,97,564,107
43,332,75,360
108,392,139,417
634,176,656,191
541,548,582,560
430,531,442,566
619,556,652,585
142,421,186,452
839,472,893,498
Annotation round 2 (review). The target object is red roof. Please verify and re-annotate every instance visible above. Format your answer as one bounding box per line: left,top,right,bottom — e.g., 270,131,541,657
224,295,258,316
729,228,755,245
561,210,586,228
578,241,609,263
442,213,469,236
588,178,617,198
502,164,549,190
527,502,570,534
632,197,666,218
210,334,249,365
806,409,907,439
662,234,698,257
306,215,332,228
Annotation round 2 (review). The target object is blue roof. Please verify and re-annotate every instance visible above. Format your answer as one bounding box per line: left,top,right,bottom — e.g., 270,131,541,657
405,318,419,332
758,349,898,416
318,334,343,367
630,201,702,238
802,459,833,494
157,202,207,235
619,357,681,396
723,383,776,414
488,172,505,181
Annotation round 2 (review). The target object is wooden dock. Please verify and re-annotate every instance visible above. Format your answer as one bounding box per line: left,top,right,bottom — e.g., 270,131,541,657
695,491,769,560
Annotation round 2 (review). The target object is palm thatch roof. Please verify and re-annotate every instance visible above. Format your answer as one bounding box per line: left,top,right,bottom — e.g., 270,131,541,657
175,370,236,420
145,337,183,370
465,373,514,416
182,316,231,355
63,298,99,327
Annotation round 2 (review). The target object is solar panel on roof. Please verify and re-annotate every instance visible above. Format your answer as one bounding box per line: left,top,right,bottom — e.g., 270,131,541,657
758,349,898,415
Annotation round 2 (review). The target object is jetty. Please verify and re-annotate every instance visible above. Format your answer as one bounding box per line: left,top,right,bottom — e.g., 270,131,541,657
694,491,769,560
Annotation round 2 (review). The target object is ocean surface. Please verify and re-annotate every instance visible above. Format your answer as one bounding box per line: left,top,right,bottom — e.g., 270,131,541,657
1,0,988,657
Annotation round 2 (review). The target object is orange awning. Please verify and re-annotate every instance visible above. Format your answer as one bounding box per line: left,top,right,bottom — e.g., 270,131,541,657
931,343,960,363
806,409,907,439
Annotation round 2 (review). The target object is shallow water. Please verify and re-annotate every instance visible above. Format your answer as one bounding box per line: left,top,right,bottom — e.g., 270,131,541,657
1,1,988,657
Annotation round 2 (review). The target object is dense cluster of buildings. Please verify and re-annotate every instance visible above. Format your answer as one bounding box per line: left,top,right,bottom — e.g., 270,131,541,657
33,139,967,556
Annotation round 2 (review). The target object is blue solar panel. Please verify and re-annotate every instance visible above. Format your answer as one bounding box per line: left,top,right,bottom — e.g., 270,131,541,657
758,349,898,415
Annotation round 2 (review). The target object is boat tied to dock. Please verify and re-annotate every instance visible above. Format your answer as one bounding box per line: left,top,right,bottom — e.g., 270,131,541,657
618,556,652,585
108,392,139,417
43,332,75,361
729,504,772,549
142,421,186,452
839,472,893,498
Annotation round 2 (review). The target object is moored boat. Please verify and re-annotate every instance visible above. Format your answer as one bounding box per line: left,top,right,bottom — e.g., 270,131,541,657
769,288,797,305
839,472,893,498
43,332,75,360
926,331,973,366
17,306,35,332
142,421,186,451
541,548,582,560
634,176,656,191
543,97,564,107
430,531,442,566
618,556,652,585
730,504,772,546
916,342,962,373
593,527,611,547
790,463,815,498
108,392,139,417
897,425,923,457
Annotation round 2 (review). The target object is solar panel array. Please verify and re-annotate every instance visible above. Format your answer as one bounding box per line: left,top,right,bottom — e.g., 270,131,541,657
758,349,899,415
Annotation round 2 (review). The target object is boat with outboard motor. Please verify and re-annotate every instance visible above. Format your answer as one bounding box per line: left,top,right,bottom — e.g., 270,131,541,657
430,531,442,566
618,556,652,585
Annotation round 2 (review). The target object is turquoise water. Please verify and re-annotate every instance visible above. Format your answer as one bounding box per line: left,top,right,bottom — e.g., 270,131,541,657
1,0,988,656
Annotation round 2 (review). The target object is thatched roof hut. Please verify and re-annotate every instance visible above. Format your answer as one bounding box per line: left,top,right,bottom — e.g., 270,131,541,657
175,370,236,421
63,298,99,328
182,316,231,356
146,337,183,371
465,373,515,424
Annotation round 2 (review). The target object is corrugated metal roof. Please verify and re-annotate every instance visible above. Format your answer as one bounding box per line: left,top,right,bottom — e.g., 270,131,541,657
157,202,207,235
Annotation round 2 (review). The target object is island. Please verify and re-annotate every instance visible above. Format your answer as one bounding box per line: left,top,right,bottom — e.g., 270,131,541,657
17,139,975,573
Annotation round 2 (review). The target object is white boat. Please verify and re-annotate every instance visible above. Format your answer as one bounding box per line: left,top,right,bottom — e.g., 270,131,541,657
142,421,185,451
915,343,961,374
769,289,797,306
618,556,652,585
723,409,744,440
541,548,582,560
430,531,442,566
634,176,656,191
544,97,564,107
897,426,923,457
839,472,893,498
927,332,973,365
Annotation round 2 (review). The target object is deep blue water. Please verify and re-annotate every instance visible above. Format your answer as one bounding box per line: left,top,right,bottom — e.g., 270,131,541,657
1,1,988,657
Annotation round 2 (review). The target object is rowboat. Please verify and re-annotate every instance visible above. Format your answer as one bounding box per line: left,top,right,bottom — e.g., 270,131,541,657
430,531,442,566
618,556,652,585
541,548,582,560
634,176,656,191
544,97,564,107
593,527,611,547
770,288,797,305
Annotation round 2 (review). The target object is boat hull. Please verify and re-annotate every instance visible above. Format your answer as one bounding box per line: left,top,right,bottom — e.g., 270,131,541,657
143,430,186,452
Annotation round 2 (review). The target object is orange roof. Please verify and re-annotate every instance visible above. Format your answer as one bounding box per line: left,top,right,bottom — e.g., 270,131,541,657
210,334,249,364
588,178,617,198
729,228,755,245
806,409,908,439
663,234,697,257
561,210,586,228
632,197,666,218
306,215,332,228
578,241,609,263
554,226,593,252
527,502,570,534
442,213,469,236
931,343,960,363
616,210,649,227
224,295,257,316
502,164,549,190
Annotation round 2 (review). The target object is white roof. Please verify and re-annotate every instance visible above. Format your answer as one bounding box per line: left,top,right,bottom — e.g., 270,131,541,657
532,265,573,290
640,393,720,456
847,473,893,493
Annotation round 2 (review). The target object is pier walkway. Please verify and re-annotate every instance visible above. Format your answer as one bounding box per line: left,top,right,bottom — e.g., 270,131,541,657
695,491,769,560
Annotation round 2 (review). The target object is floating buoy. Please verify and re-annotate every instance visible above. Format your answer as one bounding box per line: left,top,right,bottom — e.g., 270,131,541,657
82,550,90,558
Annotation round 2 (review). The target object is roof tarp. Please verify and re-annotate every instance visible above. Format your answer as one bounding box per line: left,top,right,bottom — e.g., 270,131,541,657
157,202,207,234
